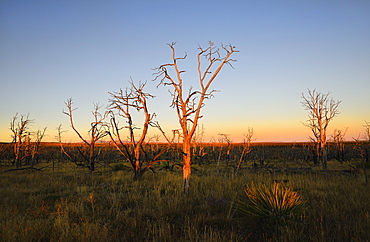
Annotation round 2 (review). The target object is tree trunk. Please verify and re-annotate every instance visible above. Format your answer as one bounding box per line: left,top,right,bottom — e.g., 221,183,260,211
134,168,143,181
183,139,191,194
89,146,95,172
313,144,320,166
322,148,327,169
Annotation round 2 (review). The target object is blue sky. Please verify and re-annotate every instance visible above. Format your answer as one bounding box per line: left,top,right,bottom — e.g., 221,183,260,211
0,0,369,142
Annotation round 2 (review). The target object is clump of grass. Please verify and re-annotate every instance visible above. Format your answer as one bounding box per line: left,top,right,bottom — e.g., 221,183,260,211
238,182,305,234
111,163,125,171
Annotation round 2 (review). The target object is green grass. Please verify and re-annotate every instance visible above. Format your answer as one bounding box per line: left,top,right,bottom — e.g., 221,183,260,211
0,161,369,241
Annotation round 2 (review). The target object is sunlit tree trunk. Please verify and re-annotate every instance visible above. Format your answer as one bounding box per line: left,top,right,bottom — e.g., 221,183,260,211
182,136,191,193
154,42,238,193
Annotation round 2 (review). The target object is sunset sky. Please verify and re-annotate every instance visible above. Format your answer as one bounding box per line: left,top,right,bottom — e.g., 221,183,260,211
1,0,369,143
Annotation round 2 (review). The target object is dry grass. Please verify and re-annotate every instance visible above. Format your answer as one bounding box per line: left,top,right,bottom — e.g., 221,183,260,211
0,161,369,241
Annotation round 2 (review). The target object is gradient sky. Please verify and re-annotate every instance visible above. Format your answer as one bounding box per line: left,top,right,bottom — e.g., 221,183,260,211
1,0,369,143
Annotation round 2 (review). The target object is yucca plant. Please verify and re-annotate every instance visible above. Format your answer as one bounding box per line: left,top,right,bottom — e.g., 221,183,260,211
238,182,305,233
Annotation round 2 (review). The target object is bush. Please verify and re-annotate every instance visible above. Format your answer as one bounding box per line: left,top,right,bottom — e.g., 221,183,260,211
111,163,125,171
237,182,305,234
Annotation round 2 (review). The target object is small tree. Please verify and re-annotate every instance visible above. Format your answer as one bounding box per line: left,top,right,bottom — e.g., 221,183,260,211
331,128,348,162
10,114,47,167
235,127,254,175
56,124,82,166
353,122,369,183
10,113,32,167
26,127,47,166
362,121,370,165
63,98,107,172
363,121,370,142
154,42,238,193
192,125,207,165
301,89,341,168
216,133,232,173
107,81,177,180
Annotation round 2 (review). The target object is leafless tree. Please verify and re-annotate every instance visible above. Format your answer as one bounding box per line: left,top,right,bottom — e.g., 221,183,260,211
361,121,370,165
353,134,369,183
192,124,207,165
63,98,108,172
9,114,46,167
363,121,370,142
153,42,238,193
216,133,232,173
27,127,47,166
331,127,348,162
235,127,254,174
301,89,341,168
56,124,81,166
10,114,32,167
107,81,179,180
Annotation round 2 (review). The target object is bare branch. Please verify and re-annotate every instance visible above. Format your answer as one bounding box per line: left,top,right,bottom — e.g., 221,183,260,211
301,89,341,167
153,42,238,193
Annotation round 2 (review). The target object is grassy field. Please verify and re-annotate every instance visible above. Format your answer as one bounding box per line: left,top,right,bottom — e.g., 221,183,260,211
0,160,369,241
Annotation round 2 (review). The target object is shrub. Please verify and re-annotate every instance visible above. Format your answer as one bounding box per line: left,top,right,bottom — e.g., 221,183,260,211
111,163,125,171
238,182,305,234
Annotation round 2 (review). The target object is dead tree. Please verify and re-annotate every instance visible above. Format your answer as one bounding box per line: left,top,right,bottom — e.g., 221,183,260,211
363,121,370,142
10,114,32,167
25,127,47,166
9,114,47,167
216,133,232,173
353,135,368,183
154,42,238,193
235,127,254,175
63,98,107,172
362,121,370,164
331,128,348,163
192,124,207,165
301,89,341,168
56,124,82,166
107,81,178,180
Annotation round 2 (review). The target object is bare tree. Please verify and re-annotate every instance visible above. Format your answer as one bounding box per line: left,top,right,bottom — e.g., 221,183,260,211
10,114,33,167
154,42,238,193
353,134,368,183
9,114,47,167
216,133,232,173
56,124,82,166
361,121,370,165
192,124,207,165
301,89,341,168
235,127,254,174
363,121,370,142
331,127,348,163
107,81,178,180
27,127,47,166
63,98,107,172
